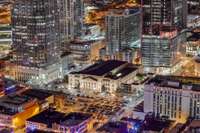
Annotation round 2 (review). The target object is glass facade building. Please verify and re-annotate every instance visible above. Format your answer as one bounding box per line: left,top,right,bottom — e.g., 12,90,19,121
66,0,84,40
11,0,67,82
12,0,64,67
142,32,187,68
105,8,141,58
141,0,187,71
143,0,187,35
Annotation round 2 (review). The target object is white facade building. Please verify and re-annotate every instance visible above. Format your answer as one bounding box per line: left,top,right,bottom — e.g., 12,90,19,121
144,75,200,123
68,60,139,93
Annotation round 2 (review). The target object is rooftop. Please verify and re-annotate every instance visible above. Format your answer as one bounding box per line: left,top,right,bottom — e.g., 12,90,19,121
121,117,142,124
0,94,33,107
21,89,52,101
0,77,19,96
27,109,65,128
143,118,171,132
71,60,127,76
97,121,128,133
0,105,18,115
0,95,34,115
143,113,173,132
105,65,138,80
71,60,138,79
0,89,42,115
27,110,92,128
60,112,92,127
146,75,200,92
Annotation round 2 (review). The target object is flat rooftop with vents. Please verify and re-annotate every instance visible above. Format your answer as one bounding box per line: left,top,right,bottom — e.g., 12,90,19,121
71,60,139,80
143,118,172,132
97,121,128,133
26,110,92,132
27,109,65,128
0,76,31,97
0,94,36,116
60,112,92,127
21,89,53,101
0,94,33,107
146,75,200,92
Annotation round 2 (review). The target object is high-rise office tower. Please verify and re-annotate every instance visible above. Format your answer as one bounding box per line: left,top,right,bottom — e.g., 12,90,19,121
12,0,68,83
105,8,141,62
66,0,84,40
141,0,187,73
143,0,187,34
59,0,69,43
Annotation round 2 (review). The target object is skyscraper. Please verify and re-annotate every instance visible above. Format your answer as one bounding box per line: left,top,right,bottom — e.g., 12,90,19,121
12,0,67,83
66,0,84,40
143,0,187,34
105,8,141,61
141,0,187,73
